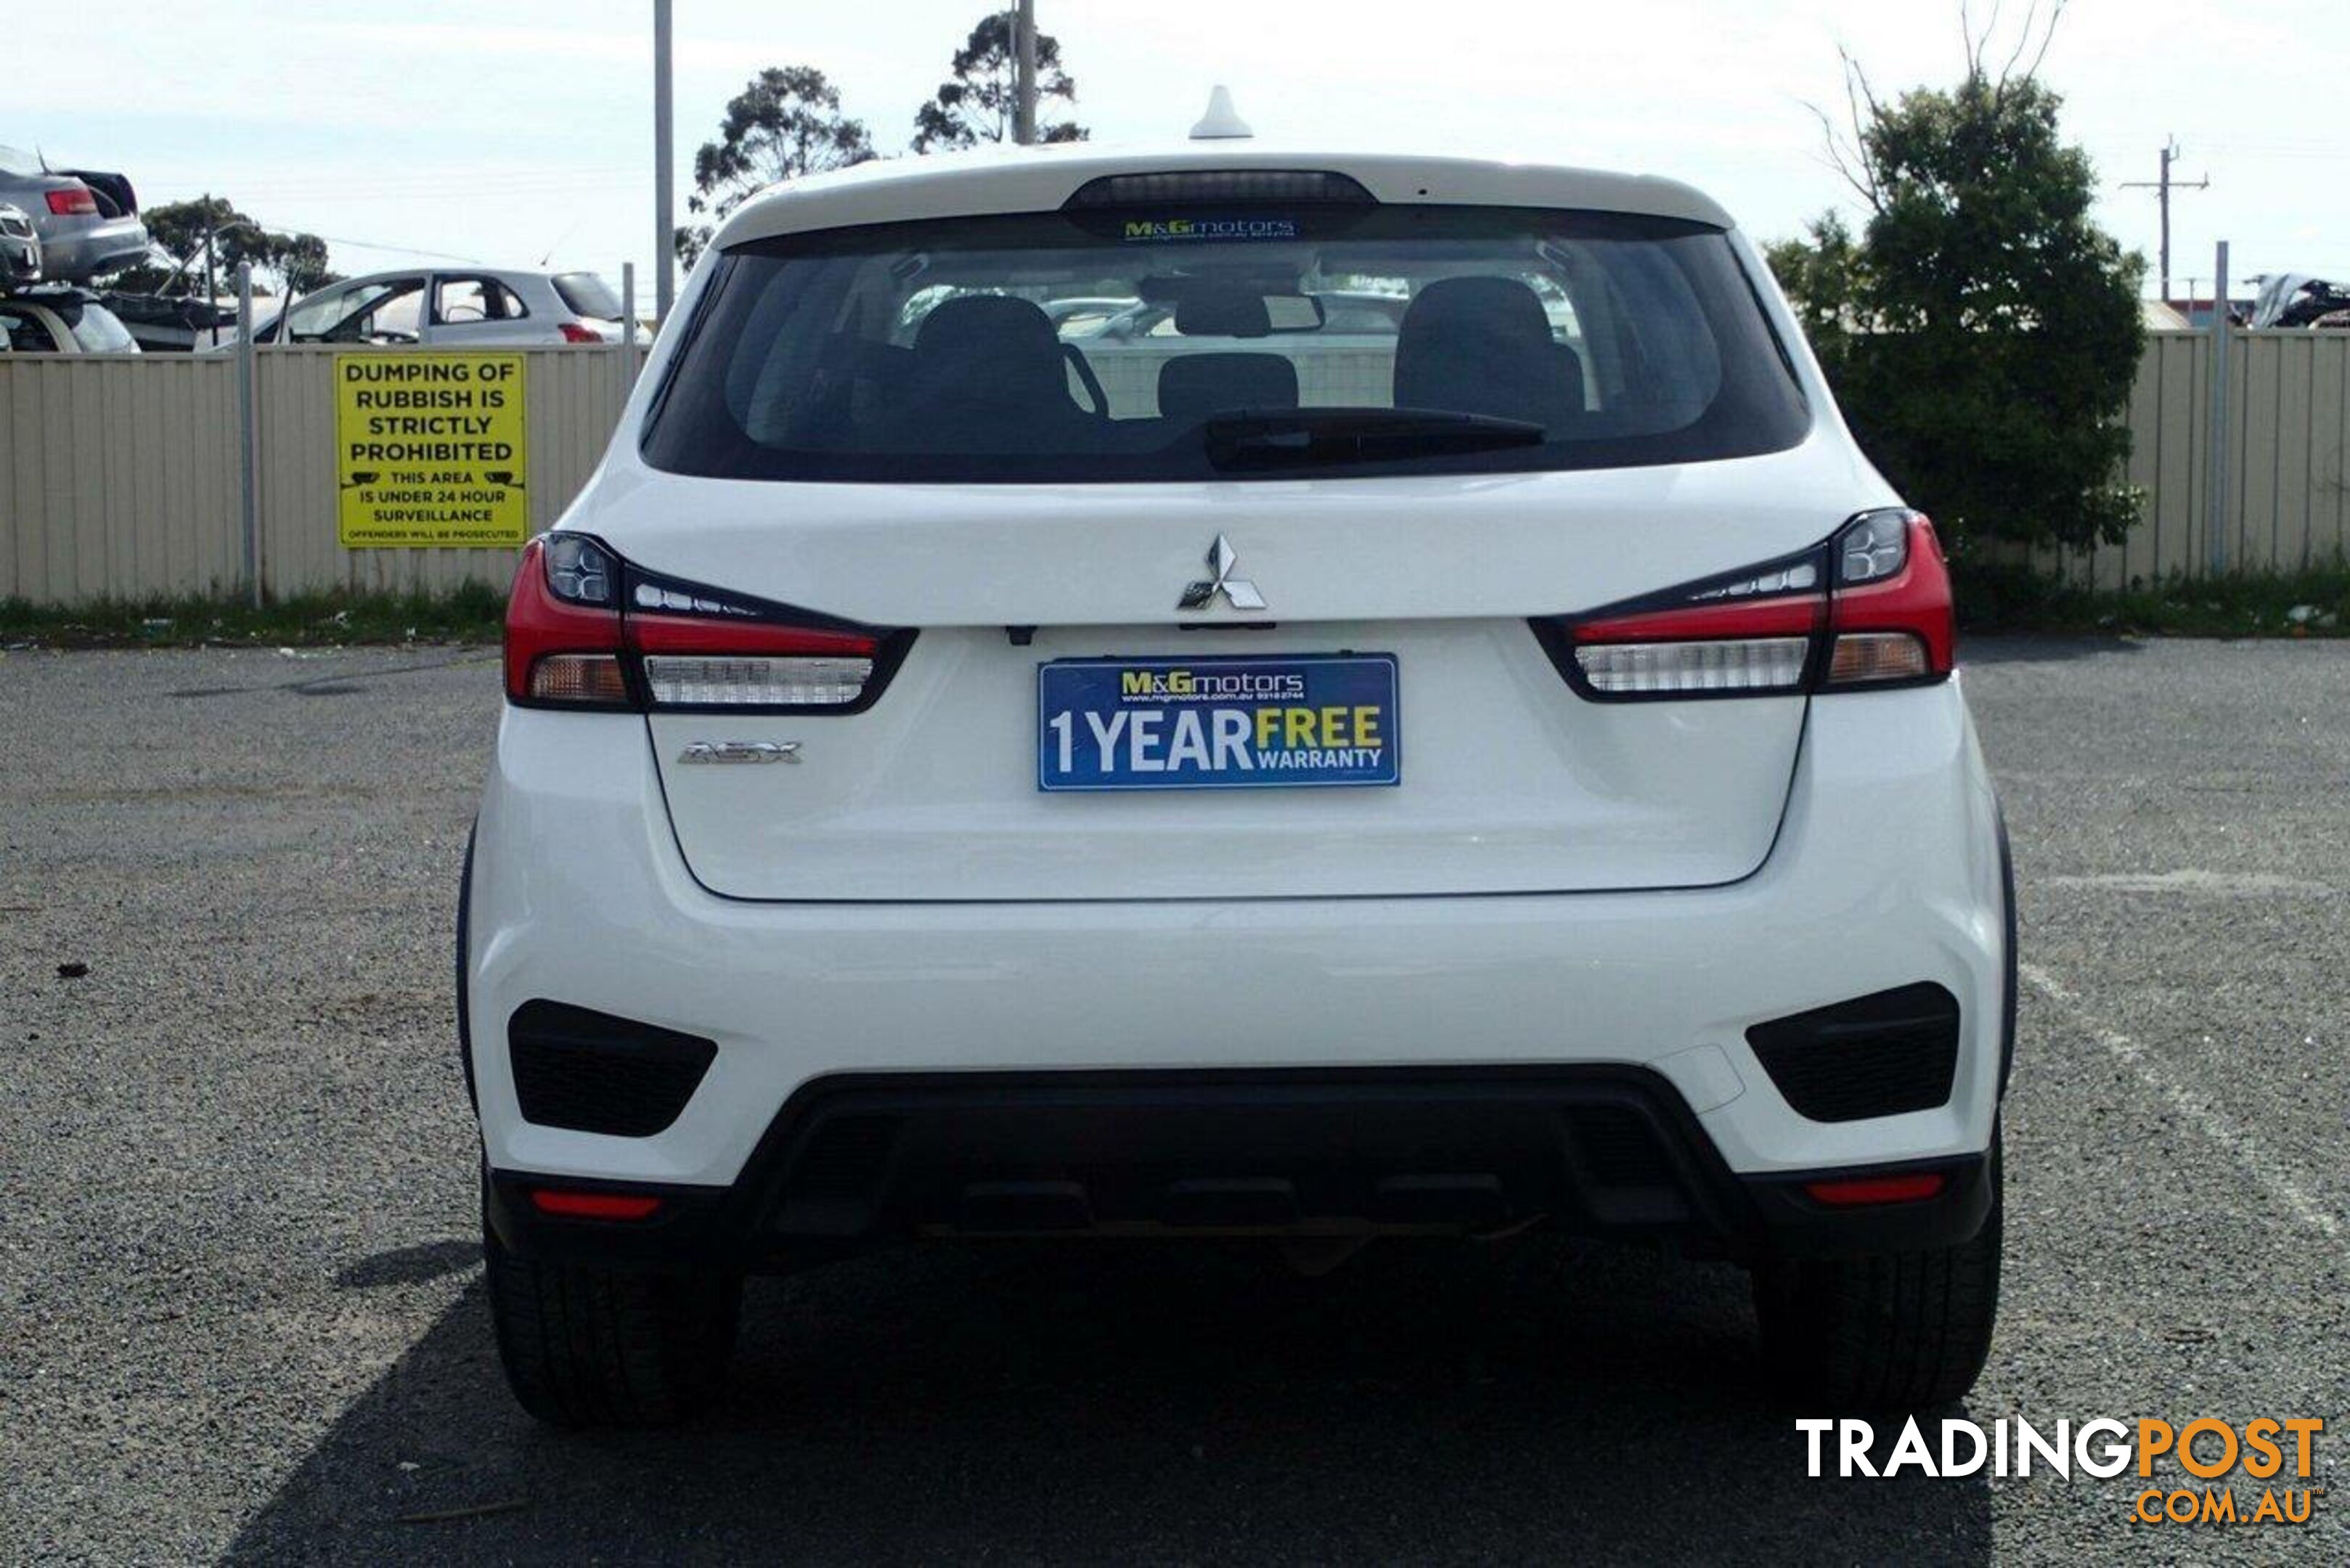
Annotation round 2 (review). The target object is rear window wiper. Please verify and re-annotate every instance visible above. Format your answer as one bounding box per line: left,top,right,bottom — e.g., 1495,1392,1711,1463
1196,407,1547,470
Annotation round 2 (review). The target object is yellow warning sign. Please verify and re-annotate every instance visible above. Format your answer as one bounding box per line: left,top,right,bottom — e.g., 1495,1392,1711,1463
335,352,528,548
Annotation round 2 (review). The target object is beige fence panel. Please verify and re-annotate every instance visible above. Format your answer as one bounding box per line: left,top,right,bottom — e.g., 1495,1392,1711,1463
1,354,244,603
8,332,2350,608
2052,329,2350,588
1,343,639,607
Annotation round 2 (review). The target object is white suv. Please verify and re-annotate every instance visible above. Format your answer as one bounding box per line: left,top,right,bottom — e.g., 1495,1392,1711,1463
464,136,2012,1426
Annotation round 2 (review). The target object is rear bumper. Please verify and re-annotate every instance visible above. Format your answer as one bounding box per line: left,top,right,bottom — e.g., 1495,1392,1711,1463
484,1066,1996,1270
39,215,149,282
468,678,2008,1209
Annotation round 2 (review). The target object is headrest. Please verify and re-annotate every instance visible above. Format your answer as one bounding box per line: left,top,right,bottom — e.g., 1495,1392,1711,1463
1398,277,1554,351
1157,353,1301,420
914,293,1061,361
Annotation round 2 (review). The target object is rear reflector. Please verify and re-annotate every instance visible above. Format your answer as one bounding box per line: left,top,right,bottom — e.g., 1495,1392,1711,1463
642,654,875,707
528,1188,664,1220
1802,1172,1947,1207
527,652,630,705
1573,636,1809,695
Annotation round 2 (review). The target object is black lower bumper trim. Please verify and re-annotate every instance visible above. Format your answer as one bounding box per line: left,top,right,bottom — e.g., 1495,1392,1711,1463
486,1067,1994,1273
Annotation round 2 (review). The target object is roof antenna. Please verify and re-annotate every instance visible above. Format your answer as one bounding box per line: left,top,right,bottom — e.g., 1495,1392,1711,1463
1189,86,1252,141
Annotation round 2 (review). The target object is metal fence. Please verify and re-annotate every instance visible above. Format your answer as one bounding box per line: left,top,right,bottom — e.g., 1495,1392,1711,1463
6,330,2350,608
1,344,639,606
2041,329,2350,589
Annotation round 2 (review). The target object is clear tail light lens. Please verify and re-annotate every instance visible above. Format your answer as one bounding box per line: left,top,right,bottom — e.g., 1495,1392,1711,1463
1574,637,1810,694
642,655,874,706
1836,510,1910,584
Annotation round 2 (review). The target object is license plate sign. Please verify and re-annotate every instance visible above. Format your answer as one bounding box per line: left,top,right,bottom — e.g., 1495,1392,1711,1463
1038,655,1400,792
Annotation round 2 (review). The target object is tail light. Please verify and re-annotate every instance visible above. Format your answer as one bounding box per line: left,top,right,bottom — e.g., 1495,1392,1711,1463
1823,510,1955,684
1538,510,1953,701
504,533,905,711
45,187,98,216
556,321,603,343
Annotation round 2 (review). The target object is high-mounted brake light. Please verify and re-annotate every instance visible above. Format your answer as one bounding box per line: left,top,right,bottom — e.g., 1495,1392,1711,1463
1062,169,1375,208
1538,509,1953,701
45,187,98,216
503,533,905,711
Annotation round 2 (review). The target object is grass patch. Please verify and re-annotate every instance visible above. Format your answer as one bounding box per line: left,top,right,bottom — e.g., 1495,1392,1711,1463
1954,561,2348,637
0,584,507,650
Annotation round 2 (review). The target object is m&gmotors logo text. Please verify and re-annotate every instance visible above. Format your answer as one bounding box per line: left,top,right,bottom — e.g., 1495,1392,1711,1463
1800,1416,2327,1527
1120,216,1300,242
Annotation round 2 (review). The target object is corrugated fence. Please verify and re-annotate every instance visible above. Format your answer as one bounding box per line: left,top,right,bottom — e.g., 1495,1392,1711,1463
1,345,637,605
2044,330,2350,589
4,332,2348,607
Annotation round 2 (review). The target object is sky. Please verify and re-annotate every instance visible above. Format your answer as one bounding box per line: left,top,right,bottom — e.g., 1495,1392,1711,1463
9,0,2343,303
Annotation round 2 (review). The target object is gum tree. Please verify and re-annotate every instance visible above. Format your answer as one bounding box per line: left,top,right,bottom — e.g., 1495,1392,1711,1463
911,11,1087,152
677,66,878,266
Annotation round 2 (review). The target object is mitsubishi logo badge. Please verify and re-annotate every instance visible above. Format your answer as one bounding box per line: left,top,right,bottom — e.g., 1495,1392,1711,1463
1177,534,1267,612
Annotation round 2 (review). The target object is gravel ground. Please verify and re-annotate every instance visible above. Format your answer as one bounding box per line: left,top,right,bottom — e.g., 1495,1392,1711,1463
1,637,2344,1565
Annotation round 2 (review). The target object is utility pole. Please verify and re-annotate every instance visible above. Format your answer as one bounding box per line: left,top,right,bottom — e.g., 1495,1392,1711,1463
2122,137,2208,303
653,0,675,322
203,192,217,307
1014,0,1037,145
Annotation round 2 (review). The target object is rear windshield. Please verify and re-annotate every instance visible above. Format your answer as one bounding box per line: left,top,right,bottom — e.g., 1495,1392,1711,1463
642,203,1808,483
552,271,624,321
54,299,139,354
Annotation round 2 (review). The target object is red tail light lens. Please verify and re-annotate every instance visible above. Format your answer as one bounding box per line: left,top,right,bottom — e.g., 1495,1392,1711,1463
504,533,903,711
557,321,603,343
1540,509,1953,701
45,187,98,216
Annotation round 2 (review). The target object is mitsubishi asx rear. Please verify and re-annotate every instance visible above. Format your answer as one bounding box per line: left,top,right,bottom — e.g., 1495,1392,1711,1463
462,134,2012,1428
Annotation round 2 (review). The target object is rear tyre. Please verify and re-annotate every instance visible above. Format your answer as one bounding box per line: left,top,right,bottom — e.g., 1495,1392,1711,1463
1751,1139,2002,1410
482,1183,741,1429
